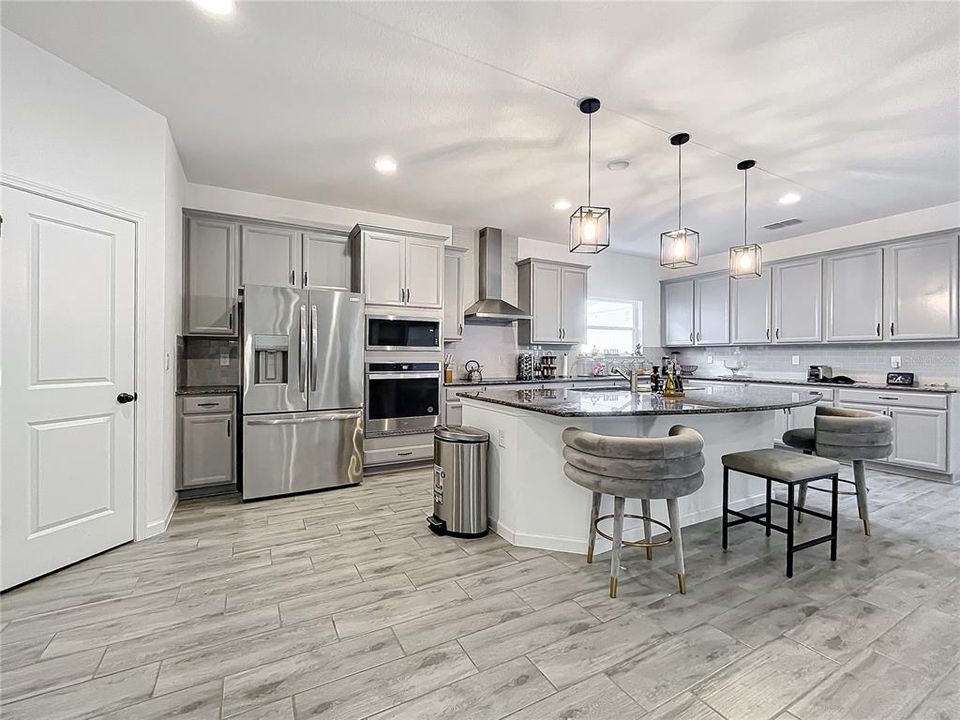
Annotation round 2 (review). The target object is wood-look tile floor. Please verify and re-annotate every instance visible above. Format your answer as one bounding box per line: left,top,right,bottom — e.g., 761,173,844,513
2,465,959,720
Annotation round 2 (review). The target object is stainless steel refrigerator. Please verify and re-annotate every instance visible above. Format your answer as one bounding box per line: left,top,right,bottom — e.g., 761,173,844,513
242,285,364,500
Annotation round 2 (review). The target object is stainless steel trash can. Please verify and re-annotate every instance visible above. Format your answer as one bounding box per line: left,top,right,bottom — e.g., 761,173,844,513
428,425,489,538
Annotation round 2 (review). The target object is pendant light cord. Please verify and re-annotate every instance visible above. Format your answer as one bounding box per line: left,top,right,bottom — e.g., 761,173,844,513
587,113,592,208
743,167,748,244
677,142,682,230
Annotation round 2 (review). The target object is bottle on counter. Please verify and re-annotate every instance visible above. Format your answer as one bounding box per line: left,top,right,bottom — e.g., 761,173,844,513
663,367,676,395
650,365,661,393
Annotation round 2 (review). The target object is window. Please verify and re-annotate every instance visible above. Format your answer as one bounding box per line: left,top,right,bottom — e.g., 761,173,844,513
583,298,642,355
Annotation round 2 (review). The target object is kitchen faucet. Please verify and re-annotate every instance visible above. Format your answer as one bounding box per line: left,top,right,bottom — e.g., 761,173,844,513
613,367,641,393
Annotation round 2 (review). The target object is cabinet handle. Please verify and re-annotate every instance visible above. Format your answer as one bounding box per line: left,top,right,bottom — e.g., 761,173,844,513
878,395,899,401
303,271,308,286
876,322,881,337
689,332,694,343
228,310,234,330
766,328,770,341
290,269,296,285
775,328,780,340
227,419,231,437
890,322,895,337
696,331,701,342
397,451,413,457
458,323,462,335
197,402,218,407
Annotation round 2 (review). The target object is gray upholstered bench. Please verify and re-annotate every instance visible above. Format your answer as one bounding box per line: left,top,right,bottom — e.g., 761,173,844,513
721,448,840,577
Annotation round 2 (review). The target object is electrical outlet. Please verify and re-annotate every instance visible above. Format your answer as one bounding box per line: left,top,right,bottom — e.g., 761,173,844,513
792,355,800,366
220,352,230,367
497,429,506,448
707,355,714,364
891,355,901,369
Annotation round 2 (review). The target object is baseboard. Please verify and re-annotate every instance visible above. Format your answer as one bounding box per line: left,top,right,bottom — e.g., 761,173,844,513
143,495,178,540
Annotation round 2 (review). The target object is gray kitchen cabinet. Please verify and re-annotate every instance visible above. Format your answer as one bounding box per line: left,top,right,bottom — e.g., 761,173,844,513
303,230,350,290
772,257,822,343
351,226,446,309
177,395,236,490
885,233,959,341
694,273,730,345
888,406,948,472
517,259,589,344
184,216,239,336
825,248,883,342
241,224,301,288
443,246,467,341
730,273,771,344
661,279,695,346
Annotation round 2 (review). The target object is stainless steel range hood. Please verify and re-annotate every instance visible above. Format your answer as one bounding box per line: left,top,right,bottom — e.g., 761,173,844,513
463,227,531,324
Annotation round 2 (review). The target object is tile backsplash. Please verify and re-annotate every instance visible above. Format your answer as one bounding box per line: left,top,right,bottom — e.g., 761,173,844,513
178,336,240,387
675,342,960,386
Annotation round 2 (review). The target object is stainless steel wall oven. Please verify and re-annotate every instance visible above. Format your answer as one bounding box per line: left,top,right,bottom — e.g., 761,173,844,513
365,361,441,435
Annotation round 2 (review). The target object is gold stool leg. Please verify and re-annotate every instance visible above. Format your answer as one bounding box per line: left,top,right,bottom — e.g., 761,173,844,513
666,498,687,595
641,499,653,560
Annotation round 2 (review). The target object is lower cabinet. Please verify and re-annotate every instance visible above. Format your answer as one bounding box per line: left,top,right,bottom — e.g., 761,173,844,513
178,395,237,491
364,433,434,467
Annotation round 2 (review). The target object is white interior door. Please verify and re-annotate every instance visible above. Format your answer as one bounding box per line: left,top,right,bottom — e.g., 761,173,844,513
1,185,136,590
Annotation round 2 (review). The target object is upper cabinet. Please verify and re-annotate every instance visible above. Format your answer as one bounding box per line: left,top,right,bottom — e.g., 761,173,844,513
825,248,883,342
350,225,446,309
694,273,730,345
661,279,695,346
303,231,350,290
443,247,468,341
730,273,771,344
884,234,959,341
241,224,301,288
184,216,239,336
517,259,589,345
772,258,822,343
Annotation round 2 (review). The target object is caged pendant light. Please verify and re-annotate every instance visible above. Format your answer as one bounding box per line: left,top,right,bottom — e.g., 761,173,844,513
660,133,699,269
569,97,610,254
729,159,762,279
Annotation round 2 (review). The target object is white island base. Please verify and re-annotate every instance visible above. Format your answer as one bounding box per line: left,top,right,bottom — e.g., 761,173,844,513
462,397,774,556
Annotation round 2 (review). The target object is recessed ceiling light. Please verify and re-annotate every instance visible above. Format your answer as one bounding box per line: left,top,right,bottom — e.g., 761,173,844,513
779,192,802,205
553,199,571,210
193,0,235,16
607,160,630,171
374,156,397,175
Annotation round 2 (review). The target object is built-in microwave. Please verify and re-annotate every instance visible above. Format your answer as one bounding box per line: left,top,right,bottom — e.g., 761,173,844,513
366,316,440,352
365,361,441,435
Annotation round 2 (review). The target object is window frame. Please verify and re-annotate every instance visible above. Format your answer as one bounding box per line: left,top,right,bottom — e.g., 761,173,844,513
582,297,643,354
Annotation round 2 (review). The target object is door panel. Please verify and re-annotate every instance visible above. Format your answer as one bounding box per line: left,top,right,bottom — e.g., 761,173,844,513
443,252,464,341
773,258,822,343
1,185,135,590
185,217,238,335
531,264,562,343
731,274,771,344
889,407,948,471
241,224,301,288
662,280,695,346
405,239,443,308
560,267,587,344
180,413,234,488
825,248,883,342
364,232,405,306
308,289,364,411
303,231,350,290
695,273,730,345
886,235,959,340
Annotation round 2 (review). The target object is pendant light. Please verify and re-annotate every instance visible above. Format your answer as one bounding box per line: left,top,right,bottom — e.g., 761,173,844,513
569,97,610,254
729,159,762,279
660,133,699,269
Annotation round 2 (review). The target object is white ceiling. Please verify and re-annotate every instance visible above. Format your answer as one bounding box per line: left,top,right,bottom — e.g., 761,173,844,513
2,1,958,256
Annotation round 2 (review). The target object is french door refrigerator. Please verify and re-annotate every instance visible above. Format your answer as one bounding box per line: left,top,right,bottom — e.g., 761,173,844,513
242,285,364,500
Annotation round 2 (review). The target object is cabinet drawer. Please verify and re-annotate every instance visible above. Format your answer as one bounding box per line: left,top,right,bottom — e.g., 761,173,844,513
837,389,947,410
182,395,235,414
365,443,433,466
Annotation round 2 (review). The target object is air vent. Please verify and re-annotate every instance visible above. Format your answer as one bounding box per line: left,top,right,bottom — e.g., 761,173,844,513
763,218,804,230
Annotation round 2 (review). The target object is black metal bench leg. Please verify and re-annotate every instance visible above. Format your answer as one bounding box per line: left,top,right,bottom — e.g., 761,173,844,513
830,474,839,562
722,467,729,551
765,477,772,537
786,483,795,577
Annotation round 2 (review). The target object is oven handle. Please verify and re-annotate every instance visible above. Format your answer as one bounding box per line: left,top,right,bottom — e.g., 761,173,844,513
367,372,441,380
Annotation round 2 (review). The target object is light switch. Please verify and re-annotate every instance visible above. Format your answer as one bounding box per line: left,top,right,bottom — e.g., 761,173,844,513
707,355,714,364
890,355,901,369
792,355,800,365
220,352,230,367
497,429,506,448
164,352,170,372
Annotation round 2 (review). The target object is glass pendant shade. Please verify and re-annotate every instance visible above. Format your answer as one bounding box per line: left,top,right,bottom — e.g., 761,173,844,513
570,205,611,253
729,243,762,279
660,228,700,268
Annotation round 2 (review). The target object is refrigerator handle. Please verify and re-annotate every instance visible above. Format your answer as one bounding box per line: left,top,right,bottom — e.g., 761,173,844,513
298,304,307,394
311,304,319,392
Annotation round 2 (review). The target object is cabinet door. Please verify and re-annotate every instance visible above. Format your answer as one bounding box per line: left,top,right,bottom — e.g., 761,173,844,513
731,274,771,344
443,252,464,341
885,234,959,340
180,412,235,488
662,280,695,346
445,401,463,427
694,273,730,345
773,258,822,343
825,248,883,342
303,231,350,290
185,217,239,335
889,407,948,471
404,238,444,308
363,232,406,306
531,263,562,343
241,224,301,288
560,267,588,344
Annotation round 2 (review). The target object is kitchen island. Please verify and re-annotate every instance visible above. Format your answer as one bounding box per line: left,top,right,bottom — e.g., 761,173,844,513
458,384,821,555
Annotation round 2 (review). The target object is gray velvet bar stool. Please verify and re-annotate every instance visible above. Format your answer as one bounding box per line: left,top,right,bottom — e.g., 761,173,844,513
562,425,705,598
782,406,893,536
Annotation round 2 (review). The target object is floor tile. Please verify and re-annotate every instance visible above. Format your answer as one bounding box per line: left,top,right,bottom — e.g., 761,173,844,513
505,673,645,720
332,581,468,638
784,595,904,662
89,679,223,720
908,662,960,720
225,564,362,612
228,697,295,720
456,555,569,599
278,574,413,626
0,647,104,704
871,606,960,678
708,587,820,647
405,549,517,588
640,692,725,720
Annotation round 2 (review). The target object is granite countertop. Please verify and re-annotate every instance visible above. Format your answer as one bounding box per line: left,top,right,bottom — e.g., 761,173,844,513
445,376,624,387
686,375,957,393
176,385,240,396
457,384,822,417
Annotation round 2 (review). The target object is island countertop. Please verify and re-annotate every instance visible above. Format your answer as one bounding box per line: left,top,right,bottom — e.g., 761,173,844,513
457,384,822,417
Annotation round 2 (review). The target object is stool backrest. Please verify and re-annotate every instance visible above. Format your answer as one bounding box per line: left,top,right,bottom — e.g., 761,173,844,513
814,405,893,461
562,425,705,480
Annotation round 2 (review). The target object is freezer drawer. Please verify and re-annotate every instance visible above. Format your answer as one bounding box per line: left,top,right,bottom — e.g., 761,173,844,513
242,409,363,500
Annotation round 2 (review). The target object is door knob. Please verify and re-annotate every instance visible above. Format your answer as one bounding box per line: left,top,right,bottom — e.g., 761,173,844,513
117,392,137,404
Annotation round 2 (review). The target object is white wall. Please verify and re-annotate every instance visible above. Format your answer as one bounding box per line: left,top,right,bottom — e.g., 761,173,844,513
1,28,178,537
659,201,960,278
